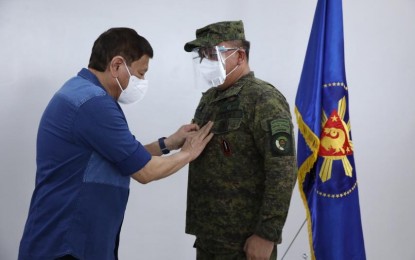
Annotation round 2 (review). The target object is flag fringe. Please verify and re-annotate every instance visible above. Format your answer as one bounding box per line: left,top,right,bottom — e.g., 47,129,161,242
294,106,320,177
294,106,320,260
297,180,316,260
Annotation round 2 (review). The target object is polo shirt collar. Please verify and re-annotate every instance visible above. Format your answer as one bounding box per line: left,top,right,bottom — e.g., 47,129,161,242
78,68,106,91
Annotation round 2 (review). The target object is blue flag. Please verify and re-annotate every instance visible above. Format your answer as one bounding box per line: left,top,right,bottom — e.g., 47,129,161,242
295,0,366,259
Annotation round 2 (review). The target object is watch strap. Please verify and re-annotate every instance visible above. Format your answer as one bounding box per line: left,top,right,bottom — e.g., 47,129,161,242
158,137,170,155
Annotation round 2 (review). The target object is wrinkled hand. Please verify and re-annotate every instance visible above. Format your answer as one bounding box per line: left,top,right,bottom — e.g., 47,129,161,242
166,123,200,150
181,121,214,161
244,234,275,260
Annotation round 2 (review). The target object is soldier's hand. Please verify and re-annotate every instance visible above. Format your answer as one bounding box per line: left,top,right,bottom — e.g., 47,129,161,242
244,234,275,260
181,121,214,161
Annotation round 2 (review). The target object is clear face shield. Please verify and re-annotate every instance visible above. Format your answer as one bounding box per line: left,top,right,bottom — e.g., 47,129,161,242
191,46,239,90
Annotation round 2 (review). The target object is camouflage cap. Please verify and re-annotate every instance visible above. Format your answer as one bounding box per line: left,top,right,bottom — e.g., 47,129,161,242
184,20,245,52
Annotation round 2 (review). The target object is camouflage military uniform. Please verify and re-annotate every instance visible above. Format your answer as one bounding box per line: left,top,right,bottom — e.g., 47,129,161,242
186,72,297,255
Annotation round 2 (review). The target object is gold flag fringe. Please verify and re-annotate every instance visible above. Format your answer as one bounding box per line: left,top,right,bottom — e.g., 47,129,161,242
294,106,320,260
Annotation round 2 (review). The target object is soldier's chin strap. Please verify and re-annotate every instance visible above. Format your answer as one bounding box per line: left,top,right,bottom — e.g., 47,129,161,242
280,218,308,260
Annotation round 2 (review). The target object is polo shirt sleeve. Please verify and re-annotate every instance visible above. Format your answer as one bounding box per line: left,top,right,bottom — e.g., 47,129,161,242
72,95,151,176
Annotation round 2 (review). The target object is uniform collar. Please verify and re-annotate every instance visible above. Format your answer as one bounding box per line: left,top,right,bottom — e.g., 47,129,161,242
208,72,255,102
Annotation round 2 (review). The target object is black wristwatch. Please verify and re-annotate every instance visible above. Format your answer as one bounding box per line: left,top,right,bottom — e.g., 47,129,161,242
158,137,170,154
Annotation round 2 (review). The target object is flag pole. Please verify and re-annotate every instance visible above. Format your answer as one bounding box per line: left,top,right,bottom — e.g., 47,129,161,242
280,218,307,260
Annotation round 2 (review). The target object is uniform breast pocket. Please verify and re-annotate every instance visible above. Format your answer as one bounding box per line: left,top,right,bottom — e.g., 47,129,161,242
212,110,243,134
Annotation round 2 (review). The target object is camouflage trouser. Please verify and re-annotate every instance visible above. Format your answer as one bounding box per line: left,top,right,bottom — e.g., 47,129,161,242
196,246,277,260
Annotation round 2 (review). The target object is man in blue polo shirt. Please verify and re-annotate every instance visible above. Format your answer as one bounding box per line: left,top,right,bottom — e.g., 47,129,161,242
18,27,214,260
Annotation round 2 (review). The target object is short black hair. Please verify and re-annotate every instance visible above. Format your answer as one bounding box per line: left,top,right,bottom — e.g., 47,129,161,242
88,27,153,72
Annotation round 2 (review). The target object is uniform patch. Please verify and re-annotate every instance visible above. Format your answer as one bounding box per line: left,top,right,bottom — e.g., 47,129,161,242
269,118,294,156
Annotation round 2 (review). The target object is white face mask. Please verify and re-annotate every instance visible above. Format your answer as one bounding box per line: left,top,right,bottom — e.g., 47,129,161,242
196,48,239,88
198,58,227,87
116,61,149,104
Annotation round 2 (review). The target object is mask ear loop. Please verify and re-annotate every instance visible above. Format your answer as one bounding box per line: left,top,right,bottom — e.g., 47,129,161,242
122,60,133,77
115,78,124,92
226,64,240,77
116,59,132,92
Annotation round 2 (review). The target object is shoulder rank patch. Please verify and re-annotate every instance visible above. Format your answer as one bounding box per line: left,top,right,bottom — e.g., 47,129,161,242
269,118,294,156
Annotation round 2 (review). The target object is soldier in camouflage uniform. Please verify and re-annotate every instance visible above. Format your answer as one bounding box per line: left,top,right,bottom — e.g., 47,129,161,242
184,20,297,260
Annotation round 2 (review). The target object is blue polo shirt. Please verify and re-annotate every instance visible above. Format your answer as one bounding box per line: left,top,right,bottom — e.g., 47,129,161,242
18,69,152,260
